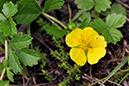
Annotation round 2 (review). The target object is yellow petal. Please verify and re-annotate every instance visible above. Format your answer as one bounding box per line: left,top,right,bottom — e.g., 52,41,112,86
70,48,86,66
82,27,99,43
89,35,107,48
65,28,83,47
88,47,106,64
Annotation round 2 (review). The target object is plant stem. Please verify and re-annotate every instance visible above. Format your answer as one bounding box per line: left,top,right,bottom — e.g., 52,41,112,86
27,24,33,49
0,40,8,80
5,40,8,59
0,68,6,80
97,12,100,18
89,77,107,86
114,68,129,75
42,12,66,29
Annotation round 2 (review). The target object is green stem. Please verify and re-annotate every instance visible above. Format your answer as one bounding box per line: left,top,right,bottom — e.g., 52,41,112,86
96,12,100,18
114,68,129,75
23,64,29,76
0,40,8,80
42,12,66,29
89,77,107,86
119,73,129,84
27,24,33,49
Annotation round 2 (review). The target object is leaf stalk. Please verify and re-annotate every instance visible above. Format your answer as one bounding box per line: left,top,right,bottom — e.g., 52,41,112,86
42,12,66,29
0,40,8,80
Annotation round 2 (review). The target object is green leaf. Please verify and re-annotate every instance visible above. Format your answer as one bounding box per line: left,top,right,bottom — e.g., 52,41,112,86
0,47,5,53
44,0,64,12
91,10,97,18
44,25,67,39
110,4,127,15
8,45,22,74
90,17,124,43
106,13,126,28
90,18,107,34
0,80,9,86
2,1,17,18
0,0,19,10
102,28,122,43
0,0,8,10
100,9,110,16
75,0,94,11
12,47,40,66
14,0,42,24
2,59,7,68
72,10,84,21
14,6,41,24
79,18,89,29
6,67,14,82
101,57,128,85
94,0,111,12
19,0,42,11
10,32,33,49
0,13,6,21
0,18,17,37
0,32,8,45
78,12,91,23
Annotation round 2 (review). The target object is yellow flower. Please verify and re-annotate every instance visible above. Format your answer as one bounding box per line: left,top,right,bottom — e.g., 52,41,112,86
65,27,107,66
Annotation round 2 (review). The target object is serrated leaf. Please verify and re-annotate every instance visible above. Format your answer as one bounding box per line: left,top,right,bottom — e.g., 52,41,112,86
44,0,64,12
0,32,8,45
20,0,42,11
0,18,17,37
94,0,111,12
6,67,14,82
14,0,42,24
0,0,8,10
90,18,107,34
12,47,40,66
44,25,67,39
0,80,9,86
10,32,32,49
2,1,17,18
0,13,6,21
75,0,94,11
106,13,126,28
102,28,122,43
14,6,41,24
111,4,127,15
8,45,22,74
90,18,124,44
2,59,7,68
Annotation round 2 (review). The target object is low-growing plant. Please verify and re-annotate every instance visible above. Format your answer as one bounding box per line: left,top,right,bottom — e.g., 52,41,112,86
0,0,128,85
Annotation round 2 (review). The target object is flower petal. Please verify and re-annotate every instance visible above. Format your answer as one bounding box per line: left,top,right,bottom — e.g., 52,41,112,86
88,47,106,64
89,35,107,47
70,48,86,66
82,27,99,43
65,28,83,47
